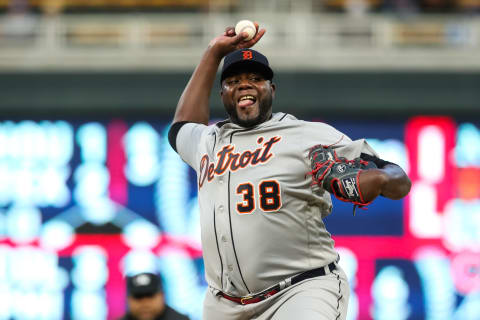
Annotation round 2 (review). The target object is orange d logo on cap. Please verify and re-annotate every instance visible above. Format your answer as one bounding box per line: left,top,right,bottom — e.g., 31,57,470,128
242,50,253,60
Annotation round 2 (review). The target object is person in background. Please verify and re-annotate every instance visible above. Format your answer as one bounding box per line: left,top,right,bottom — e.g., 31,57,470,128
120,272,190,320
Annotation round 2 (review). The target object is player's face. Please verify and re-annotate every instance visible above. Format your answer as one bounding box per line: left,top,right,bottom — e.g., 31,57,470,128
127,292,165,320
221,71,275,128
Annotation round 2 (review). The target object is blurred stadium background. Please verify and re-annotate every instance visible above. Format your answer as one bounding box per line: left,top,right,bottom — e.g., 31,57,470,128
0,0,479,319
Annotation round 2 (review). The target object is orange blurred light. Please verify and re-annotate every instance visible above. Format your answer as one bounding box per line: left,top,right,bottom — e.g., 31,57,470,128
456,167,480,201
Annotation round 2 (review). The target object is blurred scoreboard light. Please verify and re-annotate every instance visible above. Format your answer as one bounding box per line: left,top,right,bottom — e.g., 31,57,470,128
0,119,204,320
0,117,479,320
324,116,480,320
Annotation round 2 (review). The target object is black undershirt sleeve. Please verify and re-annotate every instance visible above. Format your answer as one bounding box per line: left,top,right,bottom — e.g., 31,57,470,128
360,153,396,169
168,121,191,152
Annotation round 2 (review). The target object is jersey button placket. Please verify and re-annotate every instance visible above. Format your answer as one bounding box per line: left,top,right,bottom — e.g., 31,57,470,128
216,162,233,288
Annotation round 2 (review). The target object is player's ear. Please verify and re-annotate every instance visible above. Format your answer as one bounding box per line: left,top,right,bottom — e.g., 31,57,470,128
220,81,225,96
270,82,276,98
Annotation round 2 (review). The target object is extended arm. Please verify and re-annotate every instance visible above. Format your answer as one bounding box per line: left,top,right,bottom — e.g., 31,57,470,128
309,146,411,206
359,164,411,202
172,24,266,125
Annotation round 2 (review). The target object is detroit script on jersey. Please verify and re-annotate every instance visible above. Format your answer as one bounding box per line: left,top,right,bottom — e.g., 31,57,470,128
198,136,281,188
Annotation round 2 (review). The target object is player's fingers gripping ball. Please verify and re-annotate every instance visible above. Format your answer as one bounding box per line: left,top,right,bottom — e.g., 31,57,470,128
308,145,377,207
235,20,257,41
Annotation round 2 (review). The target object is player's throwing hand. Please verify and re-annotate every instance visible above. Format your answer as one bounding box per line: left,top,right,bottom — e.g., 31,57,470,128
208,22,266,58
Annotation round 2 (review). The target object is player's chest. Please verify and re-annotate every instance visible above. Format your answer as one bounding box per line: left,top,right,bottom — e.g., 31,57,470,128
197,133,307,190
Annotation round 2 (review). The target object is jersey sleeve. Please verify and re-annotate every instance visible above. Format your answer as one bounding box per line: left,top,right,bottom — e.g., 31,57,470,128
302,121,379,159
169,121,208,170
302,120,353,148
360,153,396,169
334,138,379,159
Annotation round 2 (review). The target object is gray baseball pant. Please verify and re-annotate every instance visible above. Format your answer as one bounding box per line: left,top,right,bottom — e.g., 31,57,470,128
203,265,350,320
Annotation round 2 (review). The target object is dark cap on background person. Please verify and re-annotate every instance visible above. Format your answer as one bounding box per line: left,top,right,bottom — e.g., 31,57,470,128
220,49,274,83
126,273,163,297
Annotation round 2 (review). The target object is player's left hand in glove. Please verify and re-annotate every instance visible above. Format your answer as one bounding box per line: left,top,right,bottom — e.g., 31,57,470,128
308,145,377,213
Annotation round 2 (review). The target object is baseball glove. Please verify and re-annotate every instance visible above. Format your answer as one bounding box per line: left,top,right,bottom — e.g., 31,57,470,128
308,145,377,213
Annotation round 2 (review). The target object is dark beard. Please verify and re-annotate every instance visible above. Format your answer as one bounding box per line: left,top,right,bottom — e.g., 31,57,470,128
226,96,273,128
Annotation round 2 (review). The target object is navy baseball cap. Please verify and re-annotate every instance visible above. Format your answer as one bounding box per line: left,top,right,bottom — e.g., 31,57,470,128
127,273,163,297
220,49,274,83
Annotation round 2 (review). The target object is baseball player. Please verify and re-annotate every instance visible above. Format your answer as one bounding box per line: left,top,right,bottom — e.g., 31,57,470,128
168,23,411,320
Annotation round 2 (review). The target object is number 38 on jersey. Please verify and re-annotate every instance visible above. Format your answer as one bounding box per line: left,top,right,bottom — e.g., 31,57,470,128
236,179,282,214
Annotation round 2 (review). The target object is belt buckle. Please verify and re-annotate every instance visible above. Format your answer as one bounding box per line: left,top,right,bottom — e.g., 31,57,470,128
240,296,253,305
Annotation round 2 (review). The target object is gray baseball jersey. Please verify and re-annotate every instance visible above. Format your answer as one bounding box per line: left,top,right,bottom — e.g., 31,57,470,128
174,112,378,297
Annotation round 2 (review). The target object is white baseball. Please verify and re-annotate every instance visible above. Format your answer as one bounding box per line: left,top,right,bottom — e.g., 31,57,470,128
235,20,256,41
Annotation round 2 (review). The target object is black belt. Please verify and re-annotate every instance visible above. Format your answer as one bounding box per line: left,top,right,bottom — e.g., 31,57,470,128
219,262,336,305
